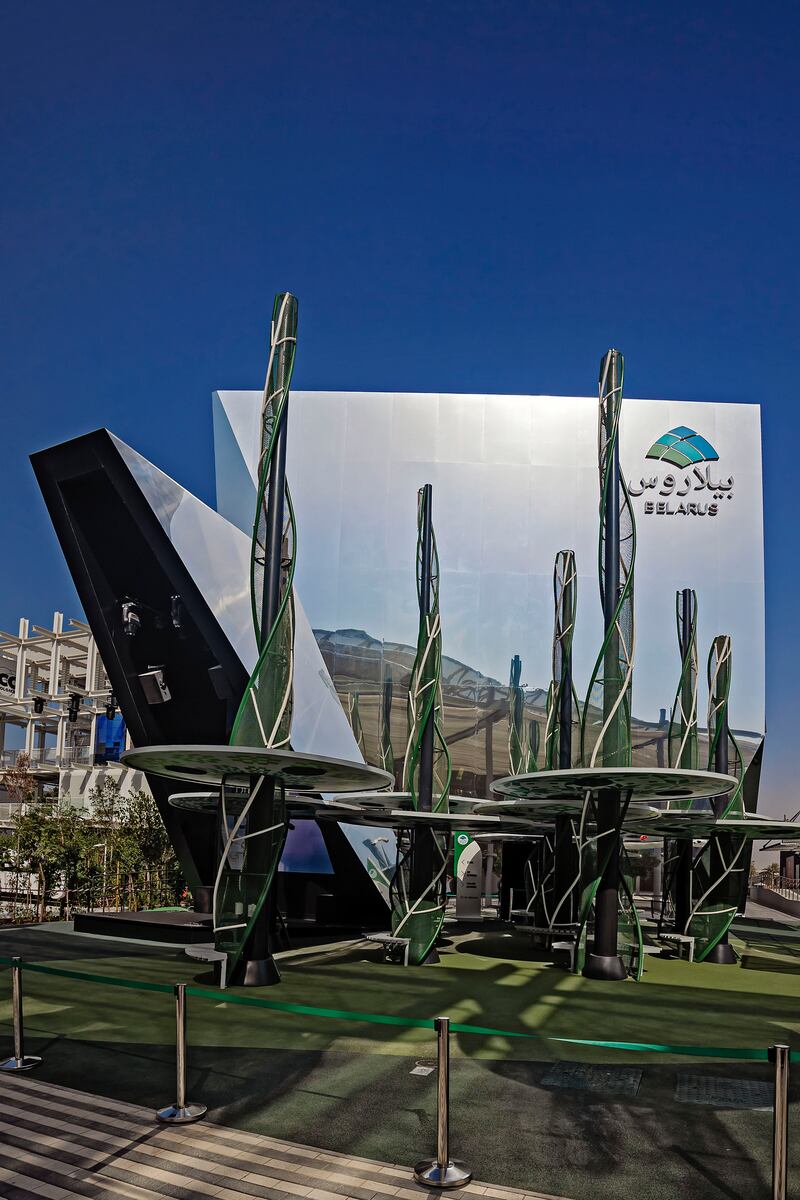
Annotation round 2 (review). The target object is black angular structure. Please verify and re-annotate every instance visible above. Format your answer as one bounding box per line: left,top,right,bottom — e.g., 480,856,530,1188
30,429,390,936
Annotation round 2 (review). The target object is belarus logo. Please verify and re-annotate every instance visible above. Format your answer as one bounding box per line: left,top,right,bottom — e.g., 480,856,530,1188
630,426,732,518
645,426,719,468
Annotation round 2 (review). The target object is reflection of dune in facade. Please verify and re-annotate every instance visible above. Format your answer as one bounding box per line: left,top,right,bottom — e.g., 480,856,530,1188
316,627,761,797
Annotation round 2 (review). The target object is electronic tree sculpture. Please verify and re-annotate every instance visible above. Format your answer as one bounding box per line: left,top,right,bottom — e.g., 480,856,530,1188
122,293,391,997
217,291,300,985
483,351,751,982
662,589,699,934
390,484,452,965
545,550,578,773
578,348,640,980
523,550,580,930
686,635,745,963
548,550,580,925
508,655,526,776
348,692,367,760
379,670,395,780
525,720,540,773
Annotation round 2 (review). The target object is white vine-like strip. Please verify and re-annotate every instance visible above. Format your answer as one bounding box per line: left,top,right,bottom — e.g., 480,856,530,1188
213,775,262,934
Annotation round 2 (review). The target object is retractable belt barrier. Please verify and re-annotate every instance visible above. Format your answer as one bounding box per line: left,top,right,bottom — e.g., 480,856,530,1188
0,954,794,1197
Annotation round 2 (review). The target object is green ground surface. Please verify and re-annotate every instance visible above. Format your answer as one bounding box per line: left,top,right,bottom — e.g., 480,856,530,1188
1,915,798,1199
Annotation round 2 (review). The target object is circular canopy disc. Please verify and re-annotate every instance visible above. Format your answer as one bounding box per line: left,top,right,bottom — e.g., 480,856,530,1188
649,814,800,840
328,791,413,812
475,795,661,821
168,791,220,813
329,791,485,815
490,767,737,804
315,807,528,834
121,745,392,792
167,790,337,818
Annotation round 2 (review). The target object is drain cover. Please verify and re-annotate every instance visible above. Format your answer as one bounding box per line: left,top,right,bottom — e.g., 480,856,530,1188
541,1062,642,1096
675,1074,773,1109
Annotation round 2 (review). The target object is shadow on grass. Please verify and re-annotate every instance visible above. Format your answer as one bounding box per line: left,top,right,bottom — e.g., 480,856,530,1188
11,1032,778,1200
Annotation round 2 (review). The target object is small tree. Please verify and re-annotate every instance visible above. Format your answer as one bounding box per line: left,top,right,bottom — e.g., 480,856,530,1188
3,754,37,919
12,801,89,921
88,777,123,855
117,790,181,908
1,752,37,807
0,828,14,866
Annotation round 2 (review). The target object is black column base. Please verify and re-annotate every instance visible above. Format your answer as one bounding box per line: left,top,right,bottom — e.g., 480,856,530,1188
583,952,627,981
240,955,282,987
704,942,737,966
192,885,213,914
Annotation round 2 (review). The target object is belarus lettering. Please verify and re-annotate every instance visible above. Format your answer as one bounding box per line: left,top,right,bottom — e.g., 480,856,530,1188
631,462,732,517
644,500,719,516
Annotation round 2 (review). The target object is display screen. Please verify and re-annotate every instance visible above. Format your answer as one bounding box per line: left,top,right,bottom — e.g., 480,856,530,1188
279,819,334,874
94,713,127,763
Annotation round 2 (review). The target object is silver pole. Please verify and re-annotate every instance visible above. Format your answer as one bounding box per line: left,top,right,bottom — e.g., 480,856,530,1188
436,1016,449,1171
11,966,22,1063
1,958,41,1072
413,1017,472,1189
176,982,187,1111
771,1043,789,1200
156,983,207,1125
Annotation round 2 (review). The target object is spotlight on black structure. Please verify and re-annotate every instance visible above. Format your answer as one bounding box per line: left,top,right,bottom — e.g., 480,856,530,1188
67,693,81,723
121,600,141,638
170,594,184,634
33,695,45,714
105,694,117,720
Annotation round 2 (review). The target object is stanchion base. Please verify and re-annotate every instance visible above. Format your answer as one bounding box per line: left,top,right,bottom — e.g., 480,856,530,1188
156,1102,207,1124
582,953,627,981
0,1056,41,1073
413,1160,472,1189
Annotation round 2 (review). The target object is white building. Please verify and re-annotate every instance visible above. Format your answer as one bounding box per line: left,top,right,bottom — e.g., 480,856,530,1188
0,612,147,825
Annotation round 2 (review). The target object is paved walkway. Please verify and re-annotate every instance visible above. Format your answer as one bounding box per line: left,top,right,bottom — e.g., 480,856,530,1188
0,1075,566,1200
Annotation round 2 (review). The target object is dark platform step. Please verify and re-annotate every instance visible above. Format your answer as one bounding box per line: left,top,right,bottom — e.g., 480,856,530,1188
74,908,213,945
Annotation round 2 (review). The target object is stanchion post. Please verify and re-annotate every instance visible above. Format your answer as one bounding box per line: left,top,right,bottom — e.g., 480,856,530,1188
414,1017,472,1189
1,957,41,1073
769,1043,789,1200
156,984,207,1125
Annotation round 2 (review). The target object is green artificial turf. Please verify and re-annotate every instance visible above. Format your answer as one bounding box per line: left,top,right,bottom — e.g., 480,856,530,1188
2,919,798,1060
0,917,797,1200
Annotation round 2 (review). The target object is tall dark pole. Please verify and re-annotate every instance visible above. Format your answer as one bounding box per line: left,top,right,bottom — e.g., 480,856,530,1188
585,349,626,981
240,349,290,987
674,588,694,933
382,670,395,782
558,659,572,769
484,687,495,797
410,484,439,963
554,555,576,921
418,485,434,814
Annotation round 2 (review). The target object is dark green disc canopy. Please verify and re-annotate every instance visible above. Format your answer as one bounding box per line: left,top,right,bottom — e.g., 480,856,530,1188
489,766,738,804
315,807,529,834
166,790,343,818
327,791,486,815
121,745,392,792
650,813,800,840
476,795,661,821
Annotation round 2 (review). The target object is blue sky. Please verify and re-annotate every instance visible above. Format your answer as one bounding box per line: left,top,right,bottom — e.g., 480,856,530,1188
2,1,798,816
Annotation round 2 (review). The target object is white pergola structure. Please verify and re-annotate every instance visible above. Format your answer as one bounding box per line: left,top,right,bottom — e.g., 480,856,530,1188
0,612,121,778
